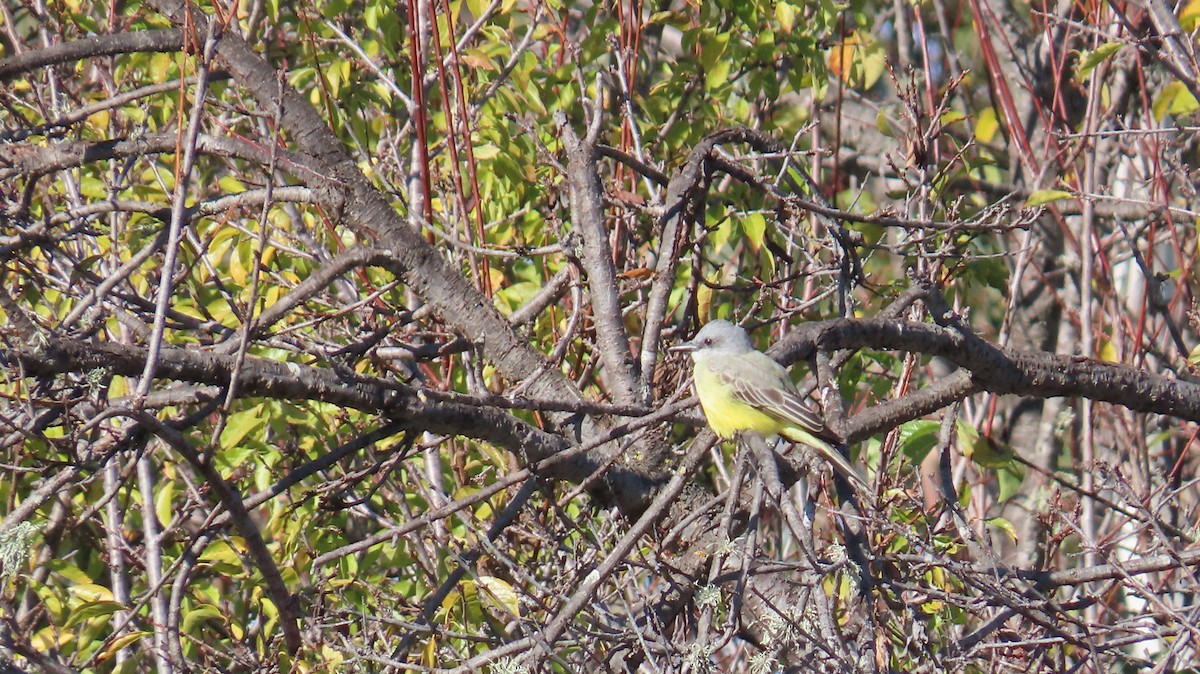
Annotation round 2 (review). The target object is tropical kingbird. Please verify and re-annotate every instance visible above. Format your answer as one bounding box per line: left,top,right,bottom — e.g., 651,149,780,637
671,319,867,493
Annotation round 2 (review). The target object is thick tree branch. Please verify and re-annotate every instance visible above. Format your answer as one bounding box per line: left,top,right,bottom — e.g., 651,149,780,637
557,112,639,405
0,133,331,187
844,370,980,444
2,336,569,462
0,336,680,522
0,29,184,81
777,318,1200,423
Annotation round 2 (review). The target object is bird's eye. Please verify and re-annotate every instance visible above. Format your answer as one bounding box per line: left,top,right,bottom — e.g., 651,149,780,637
703,338,712,345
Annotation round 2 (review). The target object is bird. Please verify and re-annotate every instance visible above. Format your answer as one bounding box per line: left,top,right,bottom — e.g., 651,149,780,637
670,319,868,493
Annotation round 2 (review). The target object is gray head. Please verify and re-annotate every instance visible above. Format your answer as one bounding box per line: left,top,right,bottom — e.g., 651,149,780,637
670,319,755,360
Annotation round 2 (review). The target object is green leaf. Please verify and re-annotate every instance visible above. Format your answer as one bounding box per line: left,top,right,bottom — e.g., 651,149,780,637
1024,189,1074,207
219,403,265,450
182,603,226,633
700,30,731,90
1077,42,1123,80
960,432,1012,470
1188,343,1200,368
321,0,351,19
64,600,125,628
199,539,248,576
155,479,176,529
473,143,501,160
740,213,767,252
939,110,967,126
959,424,1025,502
1153,81,1200,121
897,419,941,463
987,516,1019,542
876,109,897,137
495,280,541,314
996,463,1026,503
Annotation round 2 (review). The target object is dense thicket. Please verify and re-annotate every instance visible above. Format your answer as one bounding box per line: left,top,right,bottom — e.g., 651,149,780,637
3,0,1200,671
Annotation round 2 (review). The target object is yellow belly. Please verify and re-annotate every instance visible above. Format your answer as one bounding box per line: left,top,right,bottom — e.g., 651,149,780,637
694,362,784,439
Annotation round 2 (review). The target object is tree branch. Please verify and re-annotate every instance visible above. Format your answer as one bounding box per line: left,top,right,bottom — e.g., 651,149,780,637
777,318,1200,423
557,112,639,405
0,29,184,81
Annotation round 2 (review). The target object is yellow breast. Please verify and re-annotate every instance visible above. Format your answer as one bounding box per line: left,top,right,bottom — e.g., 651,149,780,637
693,360,784,439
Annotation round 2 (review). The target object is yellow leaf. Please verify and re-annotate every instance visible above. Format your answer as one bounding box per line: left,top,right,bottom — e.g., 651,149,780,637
229,243,247,286
975,107,999,143
97,631,149,662
69,583,114,603
477,575,521,617
776,2,797,33
1183,0,1200,31
940,110,967,125
697,274,716,325
1098,338,1118,362
321,645,344,669
423,636,438,668
31,626,72,652
617,267,654,281
828,31,885,90
155,479,175,529
1153,82,1200,121
920,600,945,615
461,50,496,71
108,375,128,397
440,589,463,611
87,110,110,130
